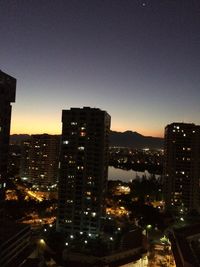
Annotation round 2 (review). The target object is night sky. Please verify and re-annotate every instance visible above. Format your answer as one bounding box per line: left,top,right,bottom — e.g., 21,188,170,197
1,0,200,137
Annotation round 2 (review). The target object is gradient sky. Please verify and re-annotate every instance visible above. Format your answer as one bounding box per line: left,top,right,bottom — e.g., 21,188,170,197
1,0,200,137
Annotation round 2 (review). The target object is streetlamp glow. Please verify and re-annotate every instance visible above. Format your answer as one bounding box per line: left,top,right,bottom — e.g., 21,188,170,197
40,239,45,244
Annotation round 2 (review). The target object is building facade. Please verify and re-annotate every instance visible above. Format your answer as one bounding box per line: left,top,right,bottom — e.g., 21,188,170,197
20,134,60,188
0,70,16,226
0,223,31,267
164,123,200,212
0,71,31,267
57,107,110,237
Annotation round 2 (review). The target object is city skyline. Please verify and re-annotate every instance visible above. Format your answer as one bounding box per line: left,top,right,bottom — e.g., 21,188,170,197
1,1,200,137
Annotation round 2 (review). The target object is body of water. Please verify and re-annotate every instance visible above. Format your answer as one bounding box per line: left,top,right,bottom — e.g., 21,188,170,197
108,166,153,183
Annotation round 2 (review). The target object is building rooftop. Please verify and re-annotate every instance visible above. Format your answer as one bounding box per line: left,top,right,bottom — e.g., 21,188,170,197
0,70,16,102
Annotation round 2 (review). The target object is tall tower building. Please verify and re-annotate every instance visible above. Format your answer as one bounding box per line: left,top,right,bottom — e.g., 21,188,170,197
164,123,200,212
0,72,30,267
20,134,60,188
57,107,110,237
0,70,16,222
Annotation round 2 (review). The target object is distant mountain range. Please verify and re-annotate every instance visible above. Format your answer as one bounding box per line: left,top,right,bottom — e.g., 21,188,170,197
10,131,163,149
110,131,163,149
10,134,30,145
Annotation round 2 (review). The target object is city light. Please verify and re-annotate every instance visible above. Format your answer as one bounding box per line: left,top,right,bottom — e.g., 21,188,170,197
39,239,45,244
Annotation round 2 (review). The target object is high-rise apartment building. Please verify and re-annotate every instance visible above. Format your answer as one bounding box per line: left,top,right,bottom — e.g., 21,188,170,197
20,134,60,188
0,70,16,222
57,107,110,237
0,71,31,267
164,123,200,212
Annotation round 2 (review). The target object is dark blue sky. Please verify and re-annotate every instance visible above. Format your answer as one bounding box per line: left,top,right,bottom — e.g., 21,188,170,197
1,0,200,136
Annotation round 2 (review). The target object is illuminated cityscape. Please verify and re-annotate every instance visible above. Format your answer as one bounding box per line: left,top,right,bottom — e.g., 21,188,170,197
1,1,200,266
20,134,60,188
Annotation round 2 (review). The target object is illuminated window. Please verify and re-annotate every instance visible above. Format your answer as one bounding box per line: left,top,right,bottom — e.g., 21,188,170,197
80,132,86,136
77,166,84,170
66,199,73,203
65,220,72,223
63,140,69,144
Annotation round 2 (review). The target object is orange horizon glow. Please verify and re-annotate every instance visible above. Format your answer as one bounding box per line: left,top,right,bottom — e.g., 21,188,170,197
11,112,164,138
11,126,163,138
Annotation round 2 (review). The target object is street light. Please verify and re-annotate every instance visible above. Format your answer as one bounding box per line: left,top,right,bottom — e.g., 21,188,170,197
146,224,152,230
39,239,45,244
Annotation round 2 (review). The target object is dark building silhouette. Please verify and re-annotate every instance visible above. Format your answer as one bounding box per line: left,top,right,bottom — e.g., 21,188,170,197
57,107,110,237
0,70,16,226
8,144,21,178
164,123,200,212
169,224,200,267
0,71,31,267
